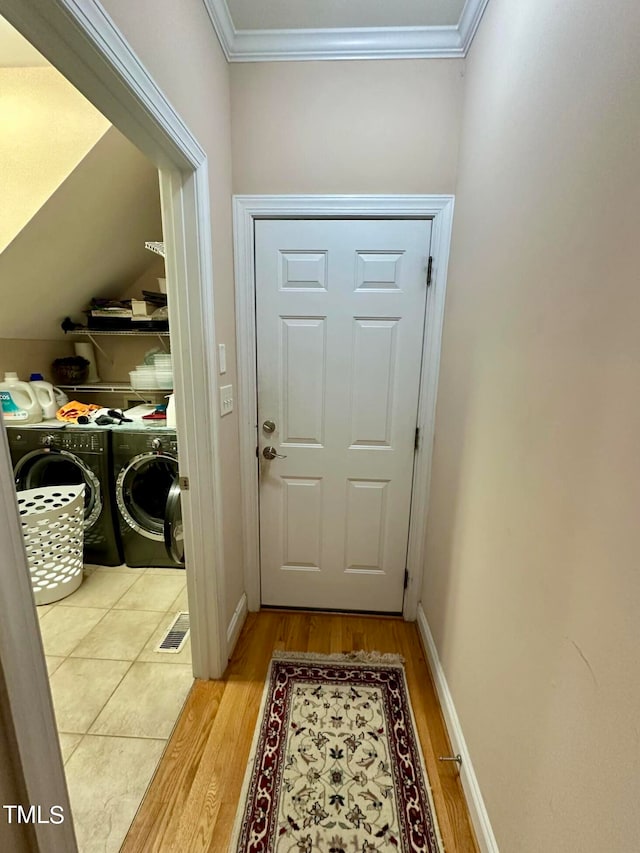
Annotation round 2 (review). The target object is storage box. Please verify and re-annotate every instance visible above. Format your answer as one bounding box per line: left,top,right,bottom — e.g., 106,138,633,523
131,299,154,317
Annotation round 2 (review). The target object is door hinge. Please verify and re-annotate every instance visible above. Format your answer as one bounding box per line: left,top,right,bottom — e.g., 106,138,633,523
178,476,190,491
414,427,420,450
404,569,409,590
426,255,433,287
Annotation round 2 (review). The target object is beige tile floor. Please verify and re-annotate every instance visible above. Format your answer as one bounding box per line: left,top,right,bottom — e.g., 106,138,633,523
36,564,193,853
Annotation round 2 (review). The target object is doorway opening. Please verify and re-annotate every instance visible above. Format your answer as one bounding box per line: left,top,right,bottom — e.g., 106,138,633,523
0,14,192,850
0,4,227,851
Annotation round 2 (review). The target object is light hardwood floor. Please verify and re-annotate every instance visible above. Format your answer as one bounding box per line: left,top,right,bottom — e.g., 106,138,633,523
122,611,479,852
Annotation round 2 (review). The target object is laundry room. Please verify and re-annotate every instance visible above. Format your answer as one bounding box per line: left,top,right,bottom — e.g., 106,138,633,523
0,15,193,851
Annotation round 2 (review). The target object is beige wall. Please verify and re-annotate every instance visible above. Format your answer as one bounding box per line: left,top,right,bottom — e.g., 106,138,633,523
0,66,109,253
421,1,640,850
230,59,464,194
101,0,244,625
0,338,74,384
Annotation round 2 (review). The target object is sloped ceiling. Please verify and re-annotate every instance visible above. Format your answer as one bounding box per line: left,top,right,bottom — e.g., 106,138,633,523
0,65,111,253
0,13,47,66
0,125,162,340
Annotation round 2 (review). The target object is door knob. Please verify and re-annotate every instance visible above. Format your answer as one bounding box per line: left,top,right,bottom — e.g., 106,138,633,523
262,420,276,433
262,446,287,460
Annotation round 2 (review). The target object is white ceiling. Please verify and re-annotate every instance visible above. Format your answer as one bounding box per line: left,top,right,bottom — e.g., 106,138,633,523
0,15,48,66
226,0,467,31
203,0,490,61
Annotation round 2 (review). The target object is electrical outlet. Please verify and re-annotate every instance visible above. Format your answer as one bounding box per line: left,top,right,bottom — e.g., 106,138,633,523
219,384,233,416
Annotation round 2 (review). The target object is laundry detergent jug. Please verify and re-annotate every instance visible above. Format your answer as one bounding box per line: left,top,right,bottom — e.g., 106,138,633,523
0,372,42,424
53,386,69,408
29,374,58,419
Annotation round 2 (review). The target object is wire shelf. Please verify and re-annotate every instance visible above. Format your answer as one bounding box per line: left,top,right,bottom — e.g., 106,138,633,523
145,241,166,258
71,328,170,337
56,383,169,393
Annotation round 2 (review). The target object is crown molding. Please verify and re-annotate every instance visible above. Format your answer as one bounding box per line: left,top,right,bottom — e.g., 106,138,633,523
202,0,235,59
458,0,491,53
202,0,490,62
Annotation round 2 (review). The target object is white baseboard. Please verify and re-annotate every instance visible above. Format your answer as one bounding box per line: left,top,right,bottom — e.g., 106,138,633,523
416,603,499,853
226,592,248,658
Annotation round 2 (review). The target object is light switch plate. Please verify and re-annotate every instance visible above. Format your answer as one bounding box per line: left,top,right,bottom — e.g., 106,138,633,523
219,384,233,416
218,343,226,374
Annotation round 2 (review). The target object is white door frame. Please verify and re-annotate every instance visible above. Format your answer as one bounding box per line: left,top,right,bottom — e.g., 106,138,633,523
0,2,228,848
234,195,454,620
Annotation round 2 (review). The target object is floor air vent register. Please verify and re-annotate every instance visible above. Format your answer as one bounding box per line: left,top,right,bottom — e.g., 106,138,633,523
156,611,190,653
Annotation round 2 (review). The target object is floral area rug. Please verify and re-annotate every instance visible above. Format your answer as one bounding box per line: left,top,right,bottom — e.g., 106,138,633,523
230,651,444,853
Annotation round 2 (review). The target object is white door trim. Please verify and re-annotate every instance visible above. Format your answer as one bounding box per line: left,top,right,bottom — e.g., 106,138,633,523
0,429,77,851
0,2,228,847
234,195,454,619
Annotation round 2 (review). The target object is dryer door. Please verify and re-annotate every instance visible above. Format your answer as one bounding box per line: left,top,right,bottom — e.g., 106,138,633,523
116,452,179,542
164,475,185,566
14,449,102,531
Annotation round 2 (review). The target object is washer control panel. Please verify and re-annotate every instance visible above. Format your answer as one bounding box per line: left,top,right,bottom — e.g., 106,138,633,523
145,435,178,454
39,432,104,453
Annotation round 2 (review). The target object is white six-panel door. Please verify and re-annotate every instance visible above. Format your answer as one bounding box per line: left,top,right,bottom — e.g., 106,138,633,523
256,218,432,611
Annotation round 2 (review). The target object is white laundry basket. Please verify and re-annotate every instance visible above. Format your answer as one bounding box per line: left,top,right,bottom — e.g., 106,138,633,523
17,485,85,605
